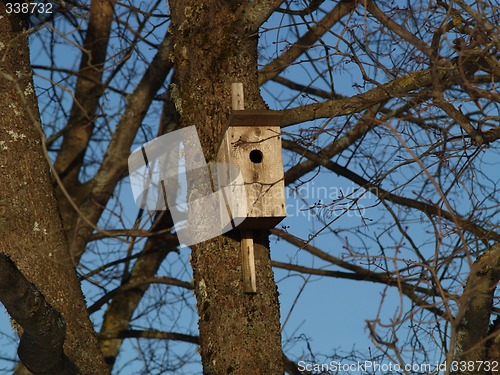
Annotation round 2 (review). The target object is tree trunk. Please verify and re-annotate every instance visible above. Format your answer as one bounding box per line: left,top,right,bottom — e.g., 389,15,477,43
169,1,283,374
0,6,109,375
454,243,500,375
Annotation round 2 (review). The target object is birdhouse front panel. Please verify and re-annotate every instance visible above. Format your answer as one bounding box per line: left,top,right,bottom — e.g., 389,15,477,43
217,112,286,229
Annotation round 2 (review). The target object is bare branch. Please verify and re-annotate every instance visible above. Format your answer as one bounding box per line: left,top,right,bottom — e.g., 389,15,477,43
279,68,436,127
433,97,483,144
283,352,311,375
272,75,337,100
54,0,115,182
483,127,500,143
93,32,173,190
271,230,449,318
364,0,434,58
0,254,77,375
284,103,386,184
68,31,173,261
259,0,357,85
88,276,193,314
276,0,325,17
282,140,500,242
96,100,180,367
237,0,287,33
98,329,199,344
88,229,177,242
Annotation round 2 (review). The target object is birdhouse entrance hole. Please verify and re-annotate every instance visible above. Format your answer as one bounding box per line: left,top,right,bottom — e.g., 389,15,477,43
249,149,263,164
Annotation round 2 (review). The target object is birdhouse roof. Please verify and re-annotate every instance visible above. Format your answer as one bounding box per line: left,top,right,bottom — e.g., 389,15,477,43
227,110,283,127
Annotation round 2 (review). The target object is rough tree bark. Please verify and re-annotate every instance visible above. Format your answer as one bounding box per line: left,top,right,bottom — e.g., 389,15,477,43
0,254,76,374
454,242,500,375
169,1,284,374
0,4,109,374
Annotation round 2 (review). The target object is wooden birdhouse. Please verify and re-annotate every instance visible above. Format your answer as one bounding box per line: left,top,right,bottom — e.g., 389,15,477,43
217,85,286,230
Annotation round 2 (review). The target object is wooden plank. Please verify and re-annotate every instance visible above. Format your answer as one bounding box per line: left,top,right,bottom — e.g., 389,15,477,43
231,83,245,111
231,82,257,293
231,83,257,294
241,229,257,294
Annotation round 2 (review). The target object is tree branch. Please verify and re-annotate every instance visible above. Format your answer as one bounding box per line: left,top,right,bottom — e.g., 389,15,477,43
279,68,436,127
91,32,173,196
272,75,337,100
284,102,386,184
88,229,177,242
95,97,181,368
433,97,483,144
271,230,448,318
282,140,500,242
259,0,357,85
483,127,500,143
283,352,311,375
364,0,434,58
53,0,115,182
88,276,193,314
276,0,325,17
0,254,77,375
68,30,173,261
237,0,287,34
98,329,199,344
